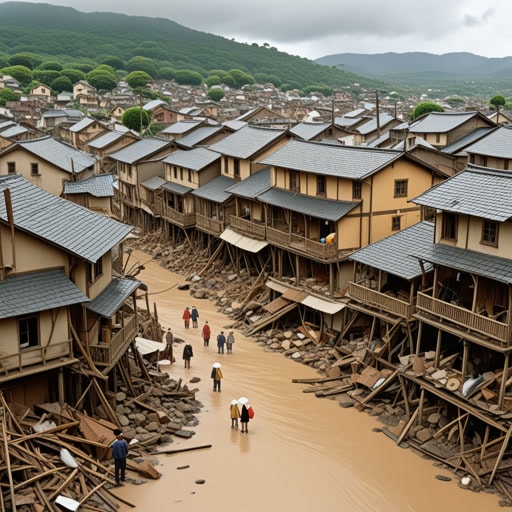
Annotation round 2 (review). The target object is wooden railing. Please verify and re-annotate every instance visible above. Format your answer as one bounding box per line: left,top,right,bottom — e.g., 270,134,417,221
141,197,162,216
162,206,196,227
229,216,266,239
195,213,224,235
89,315,138,367
0,339,73,375
348,282,414,319
416,292,511,345
267,227,338,261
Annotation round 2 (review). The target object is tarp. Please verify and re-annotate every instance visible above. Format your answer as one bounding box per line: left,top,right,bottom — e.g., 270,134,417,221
220,228,268,253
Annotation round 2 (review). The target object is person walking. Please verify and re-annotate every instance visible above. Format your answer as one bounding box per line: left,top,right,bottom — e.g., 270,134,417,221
111,428,129,485
230,399,240,429
182,343,193,369
163,328,174,362
191,306,199,328
202,321,211,347
182,307,191,329
216,331,226,354
226,331,235,354
211,362,223,392
240,402,250,433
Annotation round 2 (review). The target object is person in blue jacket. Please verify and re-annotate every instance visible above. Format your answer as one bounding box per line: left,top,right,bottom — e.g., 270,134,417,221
111,428,129,486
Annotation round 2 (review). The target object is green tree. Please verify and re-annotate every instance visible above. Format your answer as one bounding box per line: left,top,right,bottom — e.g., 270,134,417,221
61,68,86,84
122,106,152,133
0,87,21,106
207,88,225,101
445,97,465,109
51,76,73,93
490,94,506,123
159,67,176,80
205,75,221,87
409,101,444,120
303,84,333,96
126,70,153,89
100,56,125,70
86,71,117,91
175,69,203,86
8,52,42,69
226,68,255,88
38,61,63,71
0,65,33,86
33,69,60,85
126,56,158,78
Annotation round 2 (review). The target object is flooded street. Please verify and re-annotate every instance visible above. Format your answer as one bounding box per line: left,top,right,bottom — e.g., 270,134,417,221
117,250,498,511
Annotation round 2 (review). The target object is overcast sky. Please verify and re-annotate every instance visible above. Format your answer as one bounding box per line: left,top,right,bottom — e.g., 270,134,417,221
11,0,512,61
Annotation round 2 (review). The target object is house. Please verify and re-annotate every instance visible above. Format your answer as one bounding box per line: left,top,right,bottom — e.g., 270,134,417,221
29,84,52,99
69,116,109,151
175,124,231,149
62,173,115,214
108,137,174,228
39,109,85,130
147,102,179,125
0,174,137,407
159,119,206,140
87,130,139,174
0,136,98,197
289,122,346,142
463,124,512,170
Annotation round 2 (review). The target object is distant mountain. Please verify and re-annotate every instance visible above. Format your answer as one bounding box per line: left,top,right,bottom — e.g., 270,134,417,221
0,1,387,92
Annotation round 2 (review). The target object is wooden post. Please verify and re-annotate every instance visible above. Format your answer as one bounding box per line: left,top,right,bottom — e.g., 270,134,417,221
488,423,512,485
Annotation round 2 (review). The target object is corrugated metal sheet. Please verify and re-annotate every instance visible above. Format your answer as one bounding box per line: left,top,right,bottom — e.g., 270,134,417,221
220,228,268,253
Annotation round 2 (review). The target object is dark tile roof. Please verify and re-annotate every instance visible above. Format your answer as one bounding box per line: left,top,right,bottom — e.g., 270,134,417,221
441,127,494,154
0,174,132,263
88,130,129,150
140,176,166,191
160,120,204,135
0,269,88,319
162,147,220,170
260,139,401,179
63,174,114,197
464,125,512,159
191,175,235,203
412,243,512,284
227,168,271,199
257,187,358,221
108,137,171,164
289,122,331,140
412,165,512,221
176,126,224,148
161,181,193,195
409,112,479,134
349,221,434,280
86,277,141,318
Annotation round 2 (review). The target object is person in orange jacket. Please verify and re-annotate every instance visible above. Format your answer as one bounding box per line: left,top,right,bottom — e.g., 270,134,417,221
182,307,191,328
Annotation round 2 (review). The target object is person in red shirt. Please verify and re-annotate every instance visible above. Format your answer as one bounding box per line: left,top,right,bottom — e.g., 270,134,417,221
202,320,211,346
182,307,191,328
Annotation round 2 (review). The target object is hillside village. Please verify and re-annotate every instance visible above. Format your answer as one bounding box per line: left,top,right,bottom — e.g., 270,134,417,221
4,71,512,507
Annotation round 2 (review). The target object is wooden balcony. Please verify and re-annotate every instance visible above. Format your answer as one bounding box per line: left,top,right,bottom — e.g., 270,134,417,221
0,339,74,379
348,282,414,320
416,292,511,346
89,314,138,368
162,206,196,228
141,197,162,216
229,215,265,239
195,213,224,235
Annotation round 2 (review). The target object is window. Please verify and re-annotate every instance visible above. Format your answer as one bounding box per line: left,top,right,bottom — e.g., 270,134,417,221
317,175,326,196
19,315,39,349
289,170,299,192
87,257,104,284
7,162,15,174
352,181,362,199
188,169,192,182
394,179,408,197
435,133,441,144
179,168,183,181
391,216,401,231
223,156,229,174
442,212,458,241
505,160,509,171
173,166,177,179
31,162,39,175
234,159,240,180
482,220,498,246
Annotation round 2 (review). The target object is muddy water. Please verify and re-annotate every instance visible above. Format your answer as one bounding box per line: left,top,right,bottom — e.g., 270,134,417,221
116,250,498,511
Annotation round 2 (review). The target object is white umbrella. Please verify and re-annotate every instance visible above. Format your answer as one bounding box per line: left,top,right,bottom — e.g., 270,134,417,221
238,396,249,405
230,399,238,406
213,362,221,368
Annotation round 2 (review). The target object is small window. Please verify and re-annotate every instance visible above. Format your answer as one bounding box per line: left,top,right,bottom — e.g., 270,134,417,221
442,212,457,241
7,162,15,174
31,162,39,175
234,159,240,180
188,169,192,182
352,181,362,199
179,168,183,181
173,166,177,179
391,216,401,231
317,175,326,196
223,156,229,174
394,179,408,197
435,133,441,144
481,220,498,246
87,257,104,284
19,315,39,349
505,160,509,171
289,170,299,193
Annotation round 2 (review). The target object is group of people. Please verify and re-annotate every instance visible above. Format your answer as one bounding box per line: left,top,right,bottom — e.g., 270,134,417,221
182,306,200,329
214,330,235,354
230,398,252,433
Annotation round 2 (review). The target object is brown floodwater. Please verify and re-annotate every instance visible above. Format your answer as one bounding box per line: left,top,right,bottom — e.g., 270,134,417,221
114,250,499,511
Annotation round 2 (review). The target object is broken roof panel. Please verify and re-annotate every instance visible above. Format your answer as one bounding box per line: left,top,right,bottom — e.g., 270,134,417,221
63,174,114,198
86,278,141,318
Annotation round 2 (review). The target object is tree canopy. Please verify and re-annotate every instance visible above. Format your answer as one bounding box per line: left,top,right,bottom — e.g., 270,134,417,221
122,106,152,133
207,88,225,101
126,70,153,89
409,101,444,120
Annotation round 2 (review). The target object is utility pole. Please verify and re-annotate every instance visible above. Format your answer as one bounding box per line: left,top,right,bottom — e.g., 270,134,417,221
375,90,381,138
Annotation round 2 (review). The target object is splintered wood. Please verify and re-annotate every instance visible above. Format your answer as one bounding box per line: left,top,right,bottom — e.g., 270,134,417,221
0,395,132,512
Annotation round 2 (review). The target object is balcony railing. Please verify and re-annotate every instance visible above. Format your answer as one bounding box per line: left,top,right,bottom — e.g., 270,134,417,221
0,339,73,376
141,197,162,216
162,206,196,228
195,213,224,235
229,216,265,239
348,282,414,319
89,314,138,367
416,292,511,345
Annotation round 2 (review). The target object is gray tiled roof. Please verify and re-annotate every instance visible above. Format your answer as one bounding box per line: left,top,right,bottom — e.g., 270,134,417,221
141,176,166,191
0,269,88,319
63,174,114,197
441,127,494,155
161,181,193,195
227,167,271,199
86,277,140,318
260,139,401,179
412,165,512,221
191,175,235,203
108,137,171,164
88,130,127,150
176,126,224,148
143,99,167,111
160,120,203,135
290,122,331,140
412,243,512,284
0,125,27,138
409,112,478,134
0,120,16,130
69,117,96,133
14,136,97,174
334,116,363,128
349,221,434,280
257,187,358,221
208,125,286,159
162,147,220,170
463,125,512,159
0,174,132,262
356,114,395,135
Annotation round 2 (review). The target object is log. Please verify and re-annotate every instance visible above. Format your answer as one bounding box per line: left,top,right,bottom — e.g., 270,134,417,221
151,443,212,455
